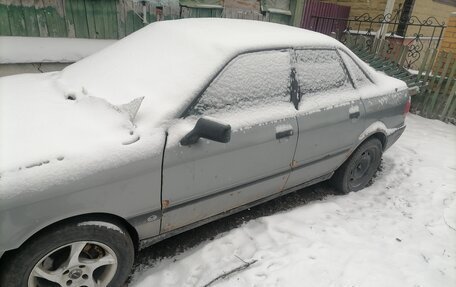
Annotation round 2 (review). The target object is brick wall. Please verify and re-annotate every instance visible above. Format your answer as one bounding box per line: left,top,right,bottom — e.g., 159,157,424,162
407,0,455,38
321,0,455,37
320,0,402,33
439,12,456,54
322,0,389,18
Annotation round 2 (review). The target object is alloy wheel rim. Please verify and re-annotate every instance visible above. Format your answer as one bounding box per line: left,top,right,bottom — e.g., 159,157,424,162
28,241,118,287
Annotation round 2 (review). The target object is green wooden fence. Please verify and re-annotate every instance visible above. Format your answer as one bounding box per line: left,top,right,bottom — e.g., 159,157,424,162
413,50,456,122
0,0,299,39
345,35,456,123
0,0,179,39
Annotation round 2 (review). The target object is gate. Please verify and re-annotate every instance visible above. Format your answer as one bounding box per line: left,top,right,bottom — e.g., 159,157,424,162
301,0,350,35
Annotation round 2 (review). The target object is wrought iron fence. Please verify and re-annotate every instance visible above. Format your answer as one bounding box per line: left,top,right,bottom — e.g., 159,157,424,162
309,7,447,69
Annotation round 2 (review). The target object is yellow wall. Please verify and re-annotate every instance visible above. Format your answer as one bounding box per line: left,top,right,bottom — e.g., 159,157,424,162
321,0,456,37
440,12,456,54
411,0,455,26
322,0,456,21
407,0,456,37
322,0,389,18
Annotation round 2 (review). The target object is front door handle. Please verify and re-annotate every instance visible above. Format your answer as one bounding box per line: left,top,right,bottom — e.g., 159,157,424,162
276,129,294,139
349,106,360,119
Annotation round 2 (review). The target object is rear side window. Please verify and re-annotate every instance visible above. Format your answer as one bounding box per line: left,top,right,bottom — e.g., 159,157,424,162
339,50,372,88
293,49,352,97
189,50,291,116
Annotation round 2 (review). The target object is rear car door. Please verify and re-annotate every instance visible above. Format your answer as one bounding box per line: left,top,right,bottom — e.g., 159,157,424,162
161,50,298,232
285,49,367,189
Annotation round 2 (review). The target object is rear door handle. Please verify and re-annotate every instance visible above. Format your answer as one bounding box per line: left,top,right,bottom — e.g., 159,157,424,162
276,129,294,139
349,106,360,119
349,111,360,119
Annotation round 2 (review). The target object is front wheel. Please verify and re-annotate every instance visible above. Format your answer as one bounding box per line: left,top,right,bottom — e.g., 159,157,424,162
0,218,134,287
331,138,383,194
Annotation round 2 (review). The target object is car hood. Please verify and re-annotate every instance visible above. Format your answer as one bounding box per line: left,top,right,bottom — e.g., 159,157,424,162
0,72,165,203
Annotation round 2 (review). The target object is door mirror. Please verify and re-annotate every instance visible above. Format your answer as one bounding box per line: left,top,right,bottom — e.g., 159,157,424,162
180,117,231,146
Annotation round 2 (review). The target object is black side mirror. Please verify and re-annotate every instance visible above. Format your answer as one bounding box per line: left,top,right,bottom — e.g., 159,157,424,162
180,117,231,146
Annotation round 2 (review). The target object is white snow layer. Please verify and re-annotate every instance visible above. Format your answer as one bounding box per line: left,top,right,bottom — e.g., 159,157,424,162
132,114,456,287
0,72,165,200
77,221,125,234
0,36,115,64
59,18,342,129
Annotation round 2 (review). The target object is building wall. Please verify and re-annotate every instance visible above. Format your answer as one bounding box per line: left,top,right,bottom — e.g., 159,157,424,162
407,0,456,37
321,0,455,21
411,0,455,26
319,0,455,38
321,0,389,18
439,12,456,54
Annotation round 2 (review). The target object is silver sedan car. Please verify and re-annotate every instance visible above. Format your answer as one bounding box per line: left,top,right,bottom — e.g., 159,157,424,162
0,19,410,286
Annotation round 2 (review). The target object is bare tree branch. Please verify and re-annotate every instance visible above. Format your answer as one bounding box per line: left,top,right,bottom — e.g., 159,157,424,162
202,259,257,287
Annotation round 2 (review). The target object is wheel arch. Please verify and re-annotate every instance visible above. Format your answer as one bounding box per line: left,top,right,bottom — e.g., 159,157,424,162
357,121,389,151
339,131,386,172
364,132,387,151
1,213,139,260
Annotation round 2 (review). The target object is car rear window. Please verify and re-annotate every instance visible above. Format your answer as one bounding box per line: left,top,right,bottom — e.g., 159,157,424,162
339,50,372,88
189,50,291,116
294,49,353,98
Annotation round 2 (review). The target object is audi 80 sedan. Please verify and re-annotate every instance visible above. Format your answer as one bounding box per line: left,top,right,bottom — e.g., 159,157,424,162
0,19,410,287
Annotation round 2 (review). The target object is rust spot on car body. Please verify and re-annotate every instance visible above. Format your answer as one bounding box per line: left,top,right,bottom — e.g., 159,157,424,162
162,200,170,208
290,160,298,168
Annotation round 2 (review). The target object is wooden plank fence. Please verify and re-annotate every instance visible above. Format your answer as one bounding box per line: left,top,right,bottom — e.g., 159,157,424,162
0,0,297,39
0,0,180,39
414,50,456,122
345,35,456,123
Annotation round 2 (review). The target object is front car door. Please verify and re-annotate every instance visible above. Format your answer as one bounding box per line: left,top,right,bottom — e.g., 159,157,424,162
285,48,367,189
161,49,298,232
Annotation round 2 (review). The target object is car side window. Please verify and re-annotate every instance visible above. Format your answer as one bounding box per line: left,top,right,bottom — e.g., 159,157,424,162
293,49,353,98
339,50,372,88
189,50,291,116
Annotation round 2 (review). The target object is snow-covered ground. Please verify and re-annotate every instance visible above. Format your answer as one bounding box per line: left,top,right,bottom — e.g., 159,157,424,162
131,114,456,287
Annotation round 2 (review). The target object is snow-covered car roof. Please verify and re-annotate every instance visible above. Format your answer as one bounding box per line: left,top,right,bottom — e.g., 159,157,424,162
61,18,341,128
0,19,341,200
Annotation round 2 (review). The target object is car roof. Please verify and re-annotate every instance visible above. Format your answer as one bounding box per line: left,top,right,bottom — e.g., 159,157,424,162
60,18,342,129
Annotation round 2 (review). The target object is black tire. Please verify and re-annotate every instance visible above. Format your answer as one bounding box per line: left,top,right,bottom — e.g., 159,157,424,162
0,217,134,287
331,138,383,194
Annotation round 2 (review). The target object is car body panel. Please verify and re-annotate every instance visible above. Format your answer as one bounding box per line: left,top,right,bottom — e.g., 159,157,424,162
284,48,368,189
286,100,367,190
0,153,163,252
161,115,298,232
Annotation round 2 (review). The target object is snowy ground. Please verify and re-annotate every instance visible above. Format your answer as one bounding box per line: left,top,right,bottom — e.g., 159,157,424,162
131,114,456,287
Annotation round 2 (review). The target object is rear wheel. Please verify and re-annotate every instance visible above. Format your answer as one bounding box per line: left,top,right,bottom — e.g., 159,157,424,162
0,219,134,287
332,138,383,194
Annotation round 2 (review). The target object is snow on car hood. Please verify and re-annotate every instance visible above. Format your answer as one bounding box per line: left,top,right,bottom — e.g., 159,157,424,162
0,73,165,201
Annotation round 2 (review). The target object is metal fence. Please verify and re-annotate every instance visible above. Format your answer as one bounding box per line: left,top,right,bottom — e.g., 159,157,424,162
308,6,447,70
